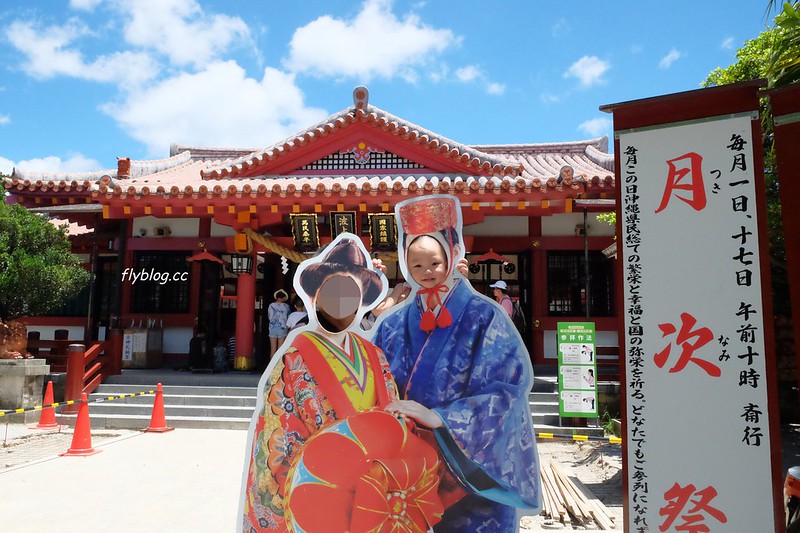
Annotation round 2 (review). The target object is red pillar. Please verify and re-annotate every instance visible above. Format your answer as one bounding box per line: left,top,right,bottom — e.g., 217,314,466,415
108,328,123,376
63,343,85,414
234,252,256,370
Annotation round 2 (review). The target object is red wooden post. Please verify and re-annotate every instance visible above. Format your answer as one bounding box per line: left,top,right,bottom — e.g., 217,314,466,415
108,328,123,376
62,343,86,415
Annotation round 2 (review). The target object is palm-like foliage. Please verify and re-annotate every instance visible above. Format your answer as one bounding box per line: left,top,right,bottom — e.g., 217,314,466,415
767,1,800,86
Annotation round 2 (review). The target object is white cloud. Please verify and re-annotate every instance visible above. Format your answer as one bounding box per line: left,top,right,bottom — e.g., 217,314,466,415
1,154,104,174
564,56,610,88
721,37,735,50
102,61,328,157
116,0,252,68
659,48,682,69
552,18,570,37
70,0,104,10
578,117,612,137
455,65,481,83
540,93,560,104
0,114,10,125
285,0,458,81
0,157,15,175
429,65,449,83
454,65,504,95
486,82,505,95
6,19,159,86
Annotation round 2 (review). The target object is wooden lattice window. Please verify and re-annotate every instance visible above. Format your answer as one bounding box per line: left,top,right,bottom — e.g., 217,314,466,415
300,150,424,170
130,252,191,314
547,251,614,317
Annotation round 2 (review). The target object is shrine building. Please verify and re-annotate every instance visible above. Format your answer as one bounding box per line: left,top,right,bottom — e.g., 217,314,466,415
4,87,617,372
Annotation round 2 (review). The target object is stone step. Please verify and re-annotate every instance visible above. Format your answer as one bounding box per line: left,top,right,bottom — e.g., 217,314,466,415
89,392,257,408
81,402,255,419
94,383,257,397
59,413,251,431
80,371,604,436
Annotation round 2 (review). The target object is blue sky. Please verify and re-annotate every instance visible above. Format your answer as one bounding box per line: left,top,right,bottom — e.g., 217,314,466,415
0,0,775,175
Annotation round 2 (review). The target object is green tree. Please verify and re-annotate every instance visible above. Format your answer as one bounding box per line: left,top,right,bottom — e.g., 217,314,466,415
767,1,800,87
0,201,91,322
702,13,792,315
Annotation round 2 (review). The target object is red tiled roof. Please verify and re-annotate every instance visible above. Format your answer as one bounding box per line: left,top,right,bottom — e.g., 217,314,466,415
199,105,523,179
3,99,614,201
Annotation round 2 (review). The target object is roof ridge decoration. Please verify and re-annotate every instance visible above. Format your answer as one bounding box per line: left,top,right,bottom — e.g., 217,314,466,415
200,86,523,180
119,150,195,178
8,168,114,182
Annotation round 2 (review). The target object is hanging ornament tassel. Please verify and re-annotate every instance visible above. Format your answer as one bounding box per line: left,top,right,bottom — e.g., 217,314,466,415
436,307,452,329
420,310,437,332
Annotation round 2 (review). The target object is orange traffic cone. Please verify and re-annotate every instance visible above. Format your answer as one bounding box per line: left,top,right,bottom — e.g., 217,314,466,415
60,393,101,457
144,383,174,433
30,380,61,430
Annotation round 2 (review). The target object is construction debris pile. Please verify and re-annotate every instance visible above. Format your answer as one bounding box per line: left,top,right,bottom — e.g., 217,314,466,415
539,461,617,530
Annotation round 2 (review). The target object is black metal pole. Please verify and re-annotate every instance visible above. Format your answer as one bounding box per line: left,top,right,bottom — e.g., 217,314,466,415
584,208,590,322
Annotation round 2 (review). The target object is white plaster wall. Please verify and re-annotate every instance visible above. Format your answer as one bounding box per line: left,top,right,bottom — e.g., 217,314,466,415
162,327,194,354
463,216,529,236
132,216,199,238
75,254,91,263
541,213,615,237
210,220,236,237
543,329,619,361
26,326,84,341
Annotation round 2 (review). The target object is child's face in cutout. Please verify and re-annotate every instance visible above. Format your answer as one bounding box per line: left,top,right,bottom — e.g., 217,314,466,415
406,236,448,289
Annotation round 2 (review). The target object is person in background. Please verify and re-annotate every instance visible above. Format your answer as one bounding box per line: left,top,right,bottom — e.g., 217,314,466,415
285,296,308,332
213,338,228,373
490,280,514,319
267,289,290,359
188,324,209,371
227,333,236,370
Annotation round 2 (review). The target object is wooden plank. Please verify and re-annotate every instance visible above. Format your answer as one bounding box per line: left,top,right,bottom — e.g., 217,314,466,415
542,464,570,525
571,476,617,529
552,462,594,522
548,462,581,526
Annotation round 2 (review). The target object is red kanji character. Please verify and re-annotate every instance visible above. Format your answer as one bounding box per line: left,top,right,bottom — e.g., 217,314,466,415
655,152,707,213
654,312,719,377
659,483,727,532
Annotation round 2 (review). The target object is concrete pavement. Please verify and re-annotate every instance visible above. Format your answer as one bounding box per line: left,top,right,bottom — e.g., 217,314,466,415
1,424,248,532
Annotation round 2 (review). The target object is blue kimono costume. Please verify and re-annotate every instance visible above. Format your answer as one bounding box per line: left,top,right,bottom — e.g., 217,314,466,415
373,279,541,532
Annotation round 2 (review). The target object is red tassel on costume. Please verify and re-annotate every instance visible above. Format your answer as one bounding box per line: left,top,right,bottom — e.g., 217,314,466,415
420,309,437,332
436,307,452,328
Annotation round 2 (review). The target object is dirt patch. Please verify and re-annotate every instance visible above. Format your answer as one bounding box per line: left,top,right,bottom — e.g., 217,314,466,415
1,430,123,470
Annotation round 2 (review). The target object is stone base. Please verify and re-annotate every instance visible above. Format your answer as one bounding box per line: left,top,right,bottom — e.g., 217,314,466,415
0,359,51,423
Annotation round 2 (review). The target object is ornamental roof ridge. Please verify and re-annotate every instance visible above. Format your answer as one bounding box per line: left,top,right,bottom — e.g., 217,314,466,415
124,150,194,178
170,144,258,161
201,103,522,179
364,105,518,169
471,136,609,154
9,168,114,182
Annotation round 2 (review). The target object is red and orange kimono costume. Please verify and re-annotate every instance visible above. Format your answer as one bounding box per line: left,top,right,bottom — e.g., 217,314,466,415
241,330,400,532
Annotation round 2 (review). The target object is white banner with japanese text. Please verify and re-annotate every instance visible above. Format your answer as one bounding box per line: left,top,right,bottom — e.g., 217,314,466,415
619,114,774,532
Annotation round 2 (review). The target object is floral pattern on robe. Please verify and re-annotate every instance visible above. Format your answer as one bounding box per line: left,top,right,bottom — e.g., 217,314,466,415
241,331,398,533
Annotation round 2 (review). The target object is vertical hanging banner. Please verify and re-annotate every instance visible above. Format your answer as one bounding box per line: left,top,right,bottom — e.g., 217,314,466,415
290,214,319,253
607,83,781,533
368,213,396,252
330,211,357,239
557,322,598,418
